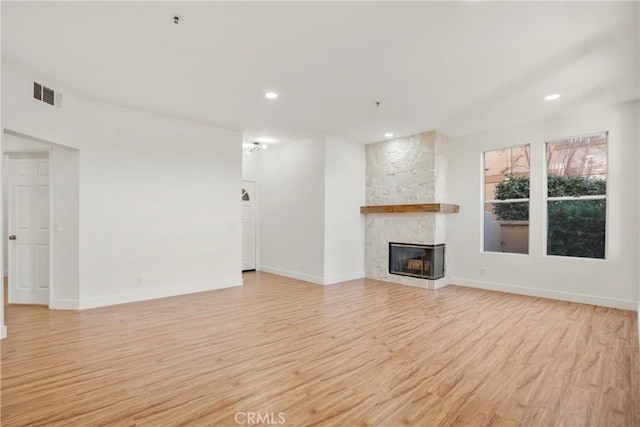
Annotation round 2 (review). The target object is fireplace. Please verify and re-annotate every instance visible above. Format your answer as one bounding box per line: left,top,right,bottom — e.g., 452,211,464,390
389,243,445,280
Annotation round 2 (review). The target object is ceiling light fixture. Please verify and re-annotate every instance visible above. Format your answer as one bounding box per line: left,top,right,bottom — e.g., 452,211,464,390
246,141,269,155
265,92,278,99
545,93,560,101
385,132,394,137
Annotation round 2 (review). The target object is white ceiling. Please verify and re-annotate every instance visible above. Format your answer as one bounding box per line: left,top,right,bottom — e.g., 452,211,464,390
2,2,638,146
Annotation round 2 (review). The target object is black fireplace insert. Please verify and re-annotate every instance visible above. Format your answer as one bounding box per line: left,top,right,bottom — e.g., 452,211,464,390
389,242,445,280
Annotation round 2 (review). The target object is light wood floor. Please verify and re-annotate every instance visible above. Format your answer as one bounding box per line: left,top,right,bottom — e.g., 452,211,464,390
1,272,639,426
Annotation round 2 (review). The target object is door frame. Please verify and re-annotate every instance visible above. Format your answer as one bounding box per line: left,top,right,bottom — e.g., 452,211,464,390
6,151,53,306
3,128,81,314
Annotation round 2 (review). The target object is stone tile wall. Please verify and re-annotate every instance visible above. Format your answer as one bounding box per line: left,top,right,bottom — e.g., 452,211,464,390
364,130,449,288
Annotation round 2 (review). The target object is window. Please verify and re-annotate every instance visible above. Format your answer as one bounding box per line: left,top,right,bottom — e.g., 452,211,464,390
483,145,530,254
546,132,607,259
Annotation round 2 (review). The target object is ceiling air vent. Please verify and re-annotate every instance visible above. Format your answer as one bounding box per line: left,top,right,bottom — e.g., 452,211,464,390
33,82,42,100
42,86,55,105
33,81,62,108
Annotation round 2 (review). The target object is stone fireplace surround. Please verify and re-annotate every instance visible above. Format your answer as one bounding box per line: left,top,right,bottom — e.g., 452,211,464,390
364,130,452,289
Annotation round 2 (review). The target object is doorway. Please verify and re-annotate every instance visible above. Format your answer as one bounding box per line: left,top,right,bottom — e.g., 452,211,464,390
2,130,80,311
242,181,256,271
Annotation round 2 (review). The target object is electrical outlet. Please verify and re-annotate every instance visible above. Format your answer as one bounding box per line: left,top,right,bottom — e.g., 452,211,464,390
480,268,485,276
300,262,305,270
136,277,142,286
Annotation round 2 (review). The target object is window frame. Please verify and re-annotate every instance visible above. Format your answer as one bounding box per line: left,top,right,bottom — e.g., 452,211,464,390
481,143,531,255
543,131,609,260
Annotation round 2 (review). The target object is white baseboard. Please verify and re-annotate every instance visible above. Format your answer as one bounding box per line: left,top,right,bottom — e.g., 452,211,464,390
49,299,80,310
1,325,6,339
78,277,243,310
449,277,637,311
258,265,325,285
323,271,365,285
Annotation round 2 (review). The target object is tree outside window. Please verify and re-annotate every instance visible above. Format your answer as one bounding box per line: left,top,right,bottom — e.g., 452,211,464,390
546,133,607,259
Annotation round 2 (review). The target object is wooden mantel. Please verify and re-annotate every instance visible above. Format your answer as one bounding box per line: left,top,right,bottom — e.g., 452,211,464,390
360,203,459,214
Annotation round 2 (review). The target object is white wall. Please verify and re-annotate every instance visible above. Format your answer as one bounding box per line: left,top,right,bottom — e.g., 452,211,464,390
324,135,365,284
2,63,81,149
77,99,242,308
448,100,639,310
2,60,244,311
255,135,365,285
258,136,326,283
242,148,259,182
50,146,79,308
2,133,51,152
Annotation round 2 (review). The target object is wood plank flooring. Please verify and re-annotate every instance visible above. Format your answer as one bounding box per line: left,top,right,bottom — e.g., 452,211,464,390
1,272,639,426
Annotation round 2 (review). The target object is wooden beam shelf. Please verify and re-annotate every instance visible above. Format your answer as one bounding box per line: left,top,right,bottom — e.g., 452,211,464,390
360,203,459,214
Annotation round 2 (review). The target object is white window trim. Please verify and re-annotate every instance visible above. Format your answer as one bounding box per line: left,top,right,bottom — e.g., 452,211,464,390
481,143,531,255
485,198,531,204
547,195,606,202
543,132,609,260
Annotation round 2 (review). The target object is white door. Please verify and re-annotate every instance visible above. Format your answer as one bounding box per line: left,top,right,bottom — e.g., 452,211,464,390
242,182,256,271
8,156,50,305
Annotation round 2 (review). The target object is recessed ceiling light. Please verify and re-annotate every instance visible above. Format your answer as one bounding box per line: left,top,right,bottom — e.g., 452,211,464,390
545,93,560,101
385,133,394,137
265,92,278,99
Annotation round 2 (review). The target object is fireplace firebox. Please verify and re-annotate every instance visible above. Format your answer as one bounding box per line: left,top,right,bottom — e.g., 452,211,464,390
389,243,444,280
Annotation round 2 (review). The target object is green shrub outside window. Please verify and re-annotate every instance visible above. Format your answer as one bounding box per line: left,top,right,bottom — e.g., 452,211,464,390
493,174,606,258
